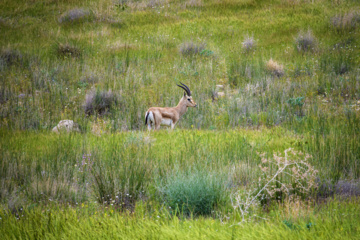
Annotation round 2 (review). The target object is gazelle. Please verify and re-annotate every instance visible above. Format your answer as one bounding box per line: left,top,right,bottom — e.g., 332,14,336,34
145,82,197,130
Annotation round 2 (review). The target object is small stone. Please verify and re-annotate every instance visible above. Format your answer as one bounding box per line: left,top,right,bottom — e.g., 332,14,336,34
52,120,80,133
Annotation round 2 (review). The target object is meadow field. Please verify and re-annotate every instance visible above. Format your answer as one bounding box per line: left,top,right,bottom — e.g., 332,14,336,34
1,0,360,238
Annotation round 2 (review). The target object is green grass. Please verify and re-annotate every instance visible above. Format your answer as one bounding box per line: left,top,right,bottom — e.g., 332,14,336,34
1,0,360,238
1,199,359,239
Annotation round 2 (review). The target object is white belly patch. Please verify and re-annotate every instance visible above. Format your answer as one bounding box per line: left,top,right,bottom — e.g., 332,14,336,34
161,118,172,126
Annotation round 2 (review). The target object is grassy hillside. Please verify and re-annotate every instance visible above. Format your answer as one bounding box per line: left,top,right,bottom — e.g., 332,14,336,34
1,0,360,239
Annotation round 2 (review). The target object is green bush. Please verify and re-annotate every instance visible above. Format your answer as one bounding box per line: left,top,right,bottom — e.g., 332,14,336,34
160,168,228,216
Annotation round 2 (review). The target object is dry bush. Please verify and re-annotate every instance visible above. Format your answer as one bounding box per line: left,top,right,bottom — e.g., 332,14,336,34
331,11,360,31
256,149,318,203
242,35,256,52
295,29,317,52
56,43,82,58
58,8,93,24
266,59,284,77
231,148,318,223
84,89,120,116
179,41,206,56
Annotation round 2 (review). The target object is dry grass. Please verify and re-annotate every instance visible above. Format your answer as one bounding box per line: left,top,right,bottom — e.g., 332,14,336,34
279,197,315,221
266,59,284,77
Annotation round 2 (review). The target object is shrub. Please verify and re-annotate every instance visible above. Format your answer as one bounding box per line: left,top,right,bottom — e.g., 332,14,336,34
295,29,317,52
256,149,318,203
331,11,360,31
179,41,206,56
231,149,318,222
287,97,305,117
160,168,228,216
56,43,82,58
242,35,256,52
58,8,93,24
266,59,284,77
84,89,120,116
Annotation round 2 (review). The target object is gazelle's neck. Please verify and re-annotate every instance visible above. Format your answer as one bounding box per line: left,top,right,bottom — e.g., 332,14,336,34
176,97,188,117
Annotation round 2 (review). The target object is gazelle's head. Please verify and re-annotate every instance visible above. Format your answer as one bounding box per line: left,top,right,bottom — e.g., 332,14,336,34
177,82,197,107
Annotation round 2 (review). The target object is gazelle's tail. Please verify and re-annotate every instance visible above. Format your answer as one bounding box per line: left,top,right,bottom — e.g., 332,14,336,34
145,111,154,130
145,111,150,125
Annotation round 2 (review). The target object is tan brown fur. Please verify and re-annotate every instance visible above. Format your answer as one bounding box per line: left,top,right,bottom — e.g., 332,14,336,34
145,87,197,130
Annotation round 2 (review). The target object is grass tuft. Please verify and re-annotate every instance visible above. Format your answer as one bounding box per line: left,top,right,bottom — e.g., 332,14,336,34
295,29,317,52
266,58,284,77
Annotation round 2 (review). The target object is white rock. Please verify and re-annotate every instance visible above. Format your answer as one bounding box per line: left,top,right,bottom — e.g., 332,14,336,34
52,120,80,133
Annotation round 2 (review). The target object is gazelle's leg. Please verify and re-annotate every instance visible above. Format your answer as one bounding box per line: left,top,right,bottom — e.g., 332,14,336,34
154,115,161,130
170,120,175,130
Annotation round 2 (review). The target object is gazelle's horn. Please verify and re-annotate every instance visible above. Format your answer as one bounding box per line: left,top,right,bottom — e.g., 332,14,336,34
177,82,191,96
177,83,189,96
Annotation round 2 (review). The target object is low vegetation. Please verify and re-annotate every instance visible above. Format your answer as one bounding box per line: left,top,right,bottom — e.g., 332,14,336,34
0,0,360,238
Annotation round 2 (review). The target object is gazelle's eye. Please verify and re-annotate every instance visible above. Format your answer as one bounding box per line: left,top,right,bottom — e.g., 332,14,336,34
188,99,191,102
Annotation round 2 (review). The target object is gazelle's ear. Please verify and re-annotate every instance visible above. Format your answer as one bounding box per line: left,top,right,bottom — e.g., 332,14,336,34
184,92,186,96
